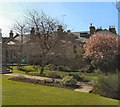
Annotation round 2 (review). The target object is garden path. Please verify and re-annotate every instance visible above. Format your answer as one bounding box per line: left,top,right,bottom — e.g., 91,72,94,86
3,73,54,80
4,73,93,93
74,82,93,93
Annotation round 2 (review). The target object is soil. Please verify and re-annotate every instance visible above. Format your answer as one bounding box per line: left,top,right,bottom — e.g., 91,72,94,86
9,77,80,90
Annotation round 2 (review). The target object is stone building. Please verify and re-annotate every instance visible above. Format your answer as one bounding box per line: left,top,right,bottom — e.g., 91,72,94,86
2,24,117,72
1,25,85,70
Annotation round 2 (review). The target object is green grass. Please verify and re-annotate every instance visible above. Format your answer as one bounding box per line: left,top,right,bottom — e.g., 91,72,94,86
83,75,98,82
10,66,28,74
83,73,99,82
10,66,99,82
10,66,79,76
2,75,119,105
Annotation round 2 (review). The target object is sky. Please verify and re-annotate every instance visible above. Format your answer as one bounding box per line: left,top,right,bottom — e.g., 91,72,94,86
0,1,118,37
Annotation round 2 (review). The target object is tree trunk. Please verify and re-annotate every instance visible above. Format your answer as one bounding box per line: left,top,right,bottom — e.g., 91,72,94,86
17,56,21,68
40,65,45,75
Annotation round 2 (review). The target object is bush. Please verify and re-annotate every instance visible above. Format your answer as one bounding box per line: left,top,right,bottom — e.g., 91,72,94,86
45,64,55,70
47,72,61,79
61,76,77,86
58,66,70,72
24,66,37,72
80,65,94,73
91,57,118,73
94,73,120,100
68,73,83,81
44,79,53,83
17,67,28,72
17,66,36,73
33,66,38,70
91,83,99,94
7,66,13,70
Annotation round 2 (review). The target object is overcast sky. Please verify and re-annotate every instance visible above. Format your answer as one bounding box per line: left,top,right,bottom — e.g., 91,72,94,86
0,1,118,37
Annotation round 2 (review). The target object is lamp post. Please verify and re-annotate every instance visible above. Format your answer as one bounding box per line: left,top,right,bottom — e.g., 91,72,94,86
115,1,120,34
117,1,120,34
112,0,120,34
116,0,120,12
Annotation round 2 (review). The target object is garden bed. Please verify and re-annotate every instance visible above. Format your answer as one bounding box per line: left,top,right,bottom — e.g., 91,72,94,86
9,76,80,90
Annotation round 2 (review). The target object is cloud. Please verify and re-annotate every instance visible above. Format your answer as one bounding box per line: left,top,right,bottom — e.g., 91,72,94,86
0,15,13,27
0,15,14,37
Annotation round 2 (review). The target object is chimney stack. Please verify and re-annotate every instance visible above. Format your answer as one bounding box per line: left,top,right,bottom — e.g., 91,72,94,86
9,30,13,38
109,26,116,34
57,25,63,32
89,23,95,35
95,27,102,32
30,27,35,35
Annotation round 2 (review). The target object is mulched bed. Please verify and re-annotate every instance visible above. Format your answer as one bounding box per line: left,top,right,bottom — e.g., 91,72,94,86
8,77,80,90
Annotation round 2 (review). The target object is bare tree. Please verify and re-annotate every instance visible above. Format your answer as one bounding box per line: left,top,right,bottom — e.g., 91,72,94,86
25,10,65,75
13,21,28,67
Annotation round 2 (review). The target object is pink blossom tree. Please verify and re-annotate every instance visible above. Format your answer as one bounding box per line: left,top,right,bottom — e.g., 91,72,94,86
83,32,119,72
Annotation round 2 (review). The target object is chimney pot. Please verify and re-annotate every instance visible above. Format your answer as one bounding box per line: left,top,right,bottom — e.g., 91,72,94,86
30,27,35,35
9,30,13,38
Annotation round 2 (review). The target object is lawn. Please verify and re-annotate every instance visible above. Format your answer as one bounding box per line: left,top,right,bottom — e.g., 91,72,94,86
10,66,98,82
2,75,119,105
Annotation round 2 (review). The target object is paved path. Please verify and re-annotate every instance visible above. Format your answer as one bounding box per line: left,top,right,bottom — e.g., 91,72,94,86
4,73,54,81
74,82,93,93
74,85,93,93
4,73,93,93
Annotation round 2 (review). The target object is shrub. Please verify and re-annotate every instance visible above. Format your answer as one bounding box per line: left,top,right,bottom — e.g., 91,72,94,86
91,83,99,94
44,79,53,83
61,76,77,86
68,73,83,81
94,73,120,100
18,75,25,79
47,64,53,68
47,72,61,79
24,66,36,72
91,57,118,73
80,65,94,73
33,66,38,70
7,66,13,70
45,64,55,70
17,66,36,73
17,67,27,72
58,66,70,72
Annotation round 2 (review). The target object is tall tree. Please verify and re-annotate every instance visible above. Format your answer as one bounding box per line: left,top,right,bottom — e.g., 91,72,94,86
24,10,65,75
13,21,28,67
83,32,119,72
